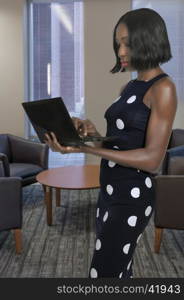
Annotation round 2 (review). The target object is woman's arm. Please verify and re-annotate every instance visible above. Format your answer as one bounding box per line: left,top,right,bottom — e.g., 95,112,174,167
81,79,177,173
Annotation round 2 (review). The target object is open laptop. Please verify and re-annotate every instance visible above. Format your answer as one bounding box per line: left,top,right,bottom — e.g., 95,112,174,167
22,97,117,146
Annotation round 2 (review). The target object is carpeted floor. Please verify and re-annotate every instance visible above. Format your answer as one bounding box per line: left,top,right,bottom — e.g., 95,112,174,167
0,183,184,278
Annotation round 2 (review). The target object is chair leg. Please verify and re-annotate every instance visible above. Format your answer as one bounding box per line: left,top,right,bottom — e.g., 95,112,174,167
13,229,22,254
154,227,163,253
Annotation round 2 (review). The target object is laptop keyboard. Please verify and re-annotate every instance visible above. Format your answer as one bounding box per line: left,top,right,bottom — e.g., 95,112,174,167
82,136,115,142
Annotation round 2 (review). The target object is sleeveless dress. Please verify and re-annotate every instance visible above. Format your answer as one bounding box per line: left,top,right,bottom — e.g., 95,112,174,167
89,73,168,278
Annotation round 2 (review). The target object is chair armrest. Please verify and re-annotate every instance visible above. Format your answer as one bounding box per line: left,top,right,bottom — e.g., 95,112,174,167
168,129,184,148
154,175,184,229
0,153,10,176
0,161,5,176
8,134,49,169
0,177,22,230
165,145,184,175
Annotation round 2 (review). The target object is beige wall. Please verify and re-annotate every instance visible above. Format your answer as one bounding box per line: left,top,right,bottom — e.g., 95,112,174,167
0,0,183,139
173,101,184,128
0,0,25,136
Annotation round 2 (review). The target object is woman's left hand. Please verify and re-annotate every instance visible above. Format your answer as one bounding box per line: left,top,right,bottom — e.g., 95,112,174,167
44,132,82,154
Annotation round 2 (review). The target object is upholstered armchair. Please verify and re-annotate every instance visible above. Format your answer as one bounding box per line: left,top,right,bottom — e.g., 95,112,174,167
154,129,184,253
0,133,49,253
0,160,22,254
0,133,49,186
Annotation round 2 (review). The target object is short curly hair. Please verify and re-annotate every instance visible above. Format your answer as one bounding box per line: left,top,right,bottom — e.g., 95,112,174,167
111,8,172,73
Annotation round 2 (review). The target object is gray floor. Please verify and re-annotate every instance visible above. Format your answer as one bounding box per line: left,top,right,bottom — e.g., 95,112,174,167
0,183,184,278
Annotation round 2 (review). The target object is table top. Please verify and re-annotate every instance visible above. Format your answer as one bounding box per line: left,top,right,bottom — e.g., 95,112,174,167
36,164,100,189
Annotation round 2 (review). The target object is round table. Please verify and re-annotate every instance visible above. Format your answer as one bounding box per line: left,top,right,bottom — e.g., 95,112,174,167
36,165,100,225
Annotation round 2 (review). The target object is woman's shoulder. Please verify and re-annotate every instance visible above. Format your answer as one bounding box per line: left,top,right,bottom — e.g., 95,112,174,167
150,75,177,110
151,75,176,94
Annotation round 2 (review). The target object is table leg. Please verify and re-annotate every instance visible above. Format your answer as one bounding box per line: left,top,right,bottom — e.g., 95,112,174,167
56,188,61,207
42,184,46,195
42,185,47,206
45,186,52,226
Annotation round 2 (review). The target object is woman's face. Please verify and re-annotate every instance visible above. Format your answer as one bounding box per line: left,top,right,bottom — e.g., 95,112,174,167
115,23,132,71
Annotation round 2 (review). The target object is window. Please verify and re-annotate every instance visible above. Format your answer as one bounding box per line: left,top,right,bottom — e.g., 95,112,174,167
26,0,84,139
132,0,184,103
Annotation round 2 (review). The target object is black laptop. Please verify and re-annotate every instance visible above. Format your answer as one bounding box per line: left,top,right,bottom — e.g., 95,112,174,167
22,97,117,146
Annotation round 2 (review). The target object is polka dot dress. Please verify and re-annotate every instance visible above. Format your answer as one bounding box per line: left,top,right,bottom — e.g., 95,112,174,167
89,73,168,278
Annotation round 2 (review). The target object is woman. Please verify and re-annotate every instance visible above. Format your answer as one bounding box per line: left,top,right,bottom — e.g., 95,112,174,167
45,8,177,278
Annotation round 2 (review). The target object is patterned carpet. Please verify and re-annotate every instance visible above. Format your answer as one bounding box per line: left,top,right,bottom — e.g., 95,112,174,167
0,183,184,278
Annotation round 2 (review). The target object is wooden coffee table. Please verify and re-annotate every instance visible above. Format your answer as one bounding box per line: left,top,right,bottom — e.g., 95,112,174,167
36,165,100,225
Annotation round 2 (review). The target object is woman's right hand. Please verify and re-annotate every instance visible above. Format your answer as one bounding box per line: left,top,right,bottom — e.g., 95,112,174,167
72,117,99,137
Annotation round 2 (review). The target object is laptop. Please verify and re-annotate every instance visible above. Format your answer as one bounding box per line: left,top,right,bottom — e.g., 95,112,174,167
22,97,117,146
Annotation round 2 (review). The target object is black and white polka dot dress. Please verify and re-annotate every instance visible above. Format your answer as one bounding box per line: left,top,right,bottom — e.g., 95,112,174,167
89,73,168,278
